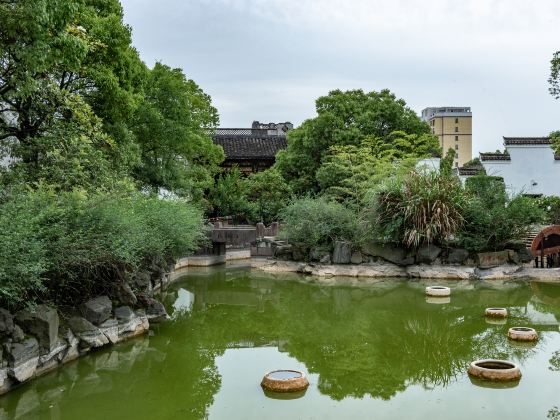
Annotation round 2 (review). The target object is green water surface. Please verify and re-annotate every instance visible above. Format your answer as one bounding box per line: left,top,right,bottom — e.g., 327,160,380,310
2,265,560,419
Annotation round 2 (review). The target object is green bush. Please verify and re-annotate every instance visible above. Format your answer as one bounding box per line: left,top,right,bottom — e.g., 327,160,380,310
0,187,207,310
458,177,544,252
535,196,560,225
279,197,357,252
367,170,466,248
245,169,292,224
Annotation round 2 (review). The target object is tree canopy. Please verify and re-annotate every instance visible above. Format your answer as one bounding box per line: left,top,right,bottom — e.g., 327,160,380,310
274,89,438,195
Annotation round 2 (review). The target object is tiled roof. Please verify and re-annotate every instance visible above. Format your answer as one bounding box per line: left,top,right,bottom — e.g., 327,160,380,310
480,153,511,161
457,166,484,176
503,137,551,145
213,135,288,160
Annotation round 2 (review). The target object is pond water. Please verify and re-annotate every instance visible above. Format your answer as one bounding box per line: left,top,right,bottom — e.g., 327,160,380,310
2,265,560,419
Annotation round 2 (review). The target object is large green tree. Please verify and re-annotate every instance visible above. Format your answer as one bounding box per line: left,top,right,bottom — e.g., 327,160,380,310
0,0,145,174
550,51,560,99
275,89,435,194
132,63,223,200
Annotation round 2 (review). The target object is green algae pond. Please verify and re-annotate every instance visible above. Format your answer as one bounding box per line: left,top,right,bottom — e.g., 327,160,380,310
2,265,560,419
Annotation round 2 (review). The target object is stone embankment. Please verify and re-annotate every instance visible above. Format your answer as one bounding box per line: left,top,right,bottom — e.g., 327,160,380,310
0,295,167,395
252,259,560,281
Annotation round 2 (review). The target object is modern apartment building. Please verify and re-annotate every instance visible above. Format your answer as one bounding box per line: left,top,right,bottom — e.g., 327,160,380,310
421,107,472,167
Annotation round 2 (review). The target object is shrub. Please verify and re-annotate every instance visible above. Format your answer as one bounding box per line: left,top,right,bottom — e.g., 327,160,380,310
245,169,292,225
458,177,544,252
535,196,560,225
0,187,207,310
367,170,466,248
279,197,357,252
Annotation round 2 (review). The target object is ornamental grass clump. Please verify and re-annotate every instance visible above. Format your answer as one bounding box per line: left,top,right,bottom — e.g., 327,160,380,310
369,170,466,248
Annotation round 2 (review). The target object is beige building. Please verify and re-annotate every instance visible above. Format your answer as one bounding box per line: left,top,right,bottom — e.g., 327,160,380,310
421,107,472,167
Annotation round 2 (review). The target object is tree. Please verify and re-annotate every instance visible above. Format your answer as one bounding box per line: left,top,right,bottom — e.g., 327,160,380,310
550,130,560,155
0,0,145,172
550,51,560,99
132,63,223,200
275,89,435,194
208,168,252,219
245,169,292,224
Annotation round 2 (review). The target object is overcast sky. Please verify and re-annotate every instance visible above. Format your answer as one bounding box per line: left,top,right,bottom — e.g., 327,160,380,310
120,0,560,155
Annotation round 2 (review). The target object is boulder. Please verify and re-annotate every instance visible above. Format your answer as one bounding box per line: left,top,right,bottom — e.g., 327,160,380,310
350,251,363,264
416,244,441,264
132,270,152,291
507,249,520,264
0,308,14,336
12,325,24,343
310,247,328,262
118,310,149,340
332,241,352,264
476,251,510,269
99,319,119,344
114,306,135,322
274,244,293,261
4,337,39,382
67,317,109,348
447,248,470,265
35,339,67,376
15,305,59,353
113,281,137,306
292,246,306,262
517,248,534,263
80,296,112,326
319,253,332,264
137,295,168,323
361,243,414,266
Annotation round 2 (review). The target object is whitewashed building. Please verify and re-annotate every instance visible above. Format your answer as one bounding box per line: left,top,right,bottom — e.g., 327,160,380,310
479,137,560,197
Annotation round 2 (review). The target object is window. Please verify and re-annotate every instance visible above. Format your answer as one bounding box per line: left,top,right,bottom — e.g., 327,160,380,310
455,136,459,141
455,144,458,150
432,128,435,134
455,118,459,123
455,162,459,167
454,127,459,133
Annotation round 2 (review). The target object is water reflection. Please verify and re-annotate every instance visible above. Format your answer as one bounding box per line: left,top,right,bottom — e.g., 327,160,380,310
2,270,560,419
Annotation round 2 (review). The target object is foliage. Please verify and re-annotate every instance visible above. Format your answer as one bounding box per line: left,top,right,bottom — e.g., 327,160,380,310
551,131,560,155
439,148,456,178
535,195,560,225
208,168,252,219
367,170,466,248
245,168,292,224
0,187,207,310
279,197,357,252
463,157,482,168
459,176,544,252
275,89,436,194
132,62,223,200
316,134,436,206
550,51,560,99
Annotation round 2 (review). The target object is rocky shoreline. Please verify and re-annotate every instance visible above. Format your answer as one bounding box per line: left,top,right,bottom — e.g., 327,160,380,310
252,259,560,281
0,295,167,395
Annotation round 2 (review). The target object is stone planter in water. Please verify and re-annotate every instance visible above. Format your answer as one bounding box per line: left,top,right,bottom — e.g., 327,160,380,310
467,359,521,381
508,327,538,342
261,370,309,392
425,286,451,297
485,308,508,318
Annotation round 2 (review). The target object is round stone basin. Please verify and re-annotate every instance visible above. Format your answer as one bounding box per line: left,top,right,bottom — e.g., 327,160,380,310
508,327,538,342
425,286,451,297
485,307,508,318
467,359,521,381
261,370,309,393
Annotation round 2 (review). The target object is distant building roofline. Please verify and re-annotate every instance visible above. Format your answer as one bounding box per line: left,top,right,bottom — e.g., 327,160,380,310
503,137,551,146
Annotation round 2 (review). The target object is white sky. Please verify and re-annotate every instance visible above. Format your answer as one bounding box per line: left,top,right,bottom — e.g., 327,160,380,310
120,0,560,155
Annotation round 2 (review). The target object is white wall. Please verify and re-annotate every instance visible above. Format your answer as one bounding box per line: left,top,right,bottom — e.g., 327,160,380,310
482,145,560,197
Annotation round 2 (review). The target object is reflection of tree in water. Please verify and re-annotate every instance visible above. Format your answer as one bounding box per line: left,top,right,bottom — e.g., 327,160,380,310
174,273,542,402
550,351,560,372
548,406,560,420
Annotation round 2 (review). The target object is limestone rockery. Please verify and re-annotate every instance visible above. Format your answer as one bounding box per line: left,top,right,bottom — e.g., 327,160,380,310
0,295,167,395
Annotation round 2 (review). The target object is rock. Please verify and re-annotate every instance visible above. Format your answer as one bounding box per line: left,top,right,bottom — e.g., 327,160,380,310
4,337,39,382
507,249,519,264
319,253,332,264
406,265,477,279
274,244,293,261
477,251,510,269
118,311,149,340
58,327,79,364
332,241,352,264
12,325,24,343
114,282,137,306
361,243,414,266
350,251,363,264
80,296,112,326
137,295,168,323
517,248,534,263
416,244,441,264
447,248,470,265
36,339,67,376
67,317,109,348
0,367,7,388
15,305,59,353
292,246,306,262
0,308,14,335
114,306,135,321
132,270,152,291
99,319,119,344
